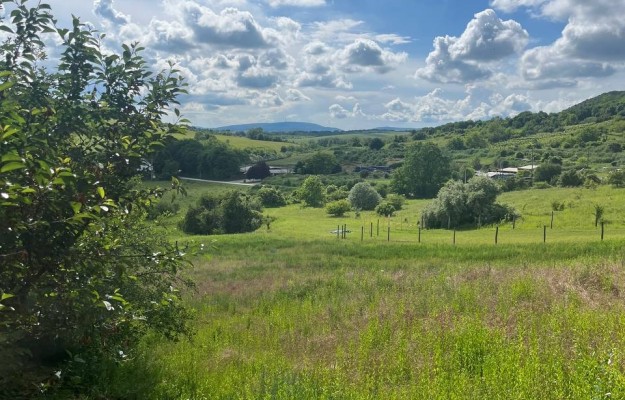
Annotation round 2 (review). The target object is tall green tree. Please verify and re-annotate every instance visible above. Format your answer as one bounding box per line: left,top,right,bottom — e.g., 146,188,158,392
298,175,326,207
391,143,451,198
0,1,192,394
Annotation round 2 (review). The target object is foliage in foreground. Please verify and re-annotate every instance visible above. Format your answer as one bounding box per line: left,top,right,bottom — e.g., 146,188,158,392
0,1,192,396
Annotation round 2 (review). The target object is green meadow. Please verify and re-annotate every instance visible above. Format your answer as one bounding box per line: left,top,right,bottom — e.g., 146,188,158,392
99,182,625,399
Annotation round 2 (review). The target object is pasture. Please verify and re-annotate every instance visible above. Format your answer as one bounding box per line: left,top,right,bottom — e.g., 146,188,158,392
100,182,625,399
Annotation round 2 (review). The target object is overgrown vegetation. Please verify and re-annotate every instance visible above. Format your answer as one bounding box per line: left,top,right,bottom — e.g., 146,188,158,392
0,2,192,396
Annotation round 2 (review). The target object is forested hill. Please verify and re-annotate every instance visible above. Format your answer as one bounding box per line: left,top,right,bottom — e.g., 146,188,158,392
418,91,625,139
561,91,625,122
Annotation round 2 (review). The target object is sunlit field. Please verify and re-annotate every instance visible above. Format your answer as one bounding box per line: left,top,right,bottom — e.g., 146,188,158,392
98,182,625,399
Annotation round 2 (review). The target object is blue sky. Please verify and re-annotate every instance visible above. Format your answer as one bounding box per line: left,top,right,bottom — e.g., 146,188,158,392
7,0,625,130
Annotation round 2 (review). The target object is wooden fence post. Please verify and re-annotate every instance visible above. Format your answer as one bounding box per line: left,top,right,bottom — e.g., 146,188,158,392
387,226,390,242
495,226,499,245
543,225,547,243
601,222,605,241
418,227,421,244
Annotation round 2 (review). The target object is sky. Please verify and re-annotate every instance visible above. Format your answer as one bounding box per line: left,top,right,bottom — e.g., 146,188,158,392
5,0,625,130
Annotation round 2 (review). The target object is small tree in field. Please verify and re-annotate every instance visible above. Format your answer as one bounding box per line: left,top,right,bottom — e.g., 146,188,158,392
375,202,396,217
298,175,326,207
326,199,352,217
348,182,382,210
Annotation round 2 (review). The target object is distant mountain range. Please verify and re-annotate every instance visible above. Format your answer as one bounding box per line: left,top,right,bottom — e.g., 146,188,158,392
215,122,341,133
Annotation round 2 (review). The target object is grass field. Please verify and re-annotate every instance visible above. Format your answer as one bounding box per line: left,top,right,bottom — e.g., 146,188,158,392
99,181,625,399
212,134,292,152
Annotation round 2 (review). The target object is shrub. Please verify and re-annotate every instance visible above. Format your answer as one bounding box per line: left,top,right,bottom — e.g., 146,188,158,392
326,199,352,217
422,177,516,228
180,192,263,235
256,186,287,208
608,170,625,188
298,176,326,207
385,194,405,211
558,169,584,187
375,202,396,217
348,182,382,210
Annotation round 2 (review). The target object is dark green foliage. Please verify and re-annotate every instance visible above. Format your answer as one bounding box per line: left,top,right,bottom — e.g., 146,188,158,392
0,2,192,395
447,136,466,150
180,191,263,235
391,143,451,198
295,152,341,175
422,177,516,228
608,143,622,153
153,138,247,180
246,161,271,180
256,186,287,208
326,199,352,217
348,182,382,210
368,137,385,150
558,169,584,187
534,163,562,184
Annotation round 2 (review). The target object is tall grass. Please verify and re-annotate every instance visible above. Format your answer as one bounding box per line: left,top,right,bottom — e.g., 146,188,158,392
94,233,625,399
95,182,625,399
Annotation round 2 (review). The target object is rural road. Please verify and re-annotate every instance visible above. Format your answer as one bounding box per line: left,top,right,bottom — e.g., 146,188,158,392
179,177,259,186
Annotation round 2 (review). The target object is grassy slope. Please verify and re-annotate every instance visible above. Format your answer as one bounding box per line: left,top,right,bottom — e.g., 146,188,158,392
212,134,291,152
102,182,625,399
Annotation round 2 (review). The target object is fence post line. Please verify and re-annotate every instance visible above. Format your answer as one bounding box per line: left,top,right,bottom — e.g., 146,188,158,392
361,226,364,242
543,225,547,243
370,222,373,237
418,226,421,243
453,228,456,245
377,219,380,237
337,225,339,239
387,226,390,242
512,215,516,230
495,226,499,245
551,211,554,229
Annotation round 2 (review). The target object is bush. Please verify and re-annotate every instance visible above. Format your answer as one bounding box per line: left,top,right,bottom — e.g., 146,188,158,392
147,199,181,220
180,192,263,235
534,163,562,184
421,177,516,228
256,186,287,208
348,182,382,210
375,202,396,217
558,169,584,187
298,176,326,207
608,170,625,188
385,194,405,211
326,199,352,217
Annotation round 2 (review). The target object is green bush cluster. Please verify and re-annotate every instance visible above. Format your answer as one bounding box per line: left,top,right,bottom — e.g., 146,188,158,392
422,177,517,228
181,192,263,235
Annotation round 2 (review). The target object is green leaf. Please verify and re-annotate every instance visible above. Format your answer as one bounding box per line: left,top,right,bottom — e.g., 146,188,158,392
0,162,26,173
1,153,23,163
0,25,13,34
0,81,14,91
1,293,14,301
97,186,105,199
71,202,82,214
